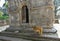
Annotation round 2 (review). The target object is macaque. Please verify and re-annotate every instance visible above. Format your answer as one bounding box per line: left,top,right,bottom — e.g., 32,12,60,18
32,26,43,35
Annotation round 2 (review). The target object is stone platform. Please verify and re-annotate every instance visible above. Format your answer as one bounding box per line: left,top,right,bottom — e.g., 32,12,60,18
0,31,59,41
0,27,59,41
5,26,57,33
0,36,31,41
0,25,59,41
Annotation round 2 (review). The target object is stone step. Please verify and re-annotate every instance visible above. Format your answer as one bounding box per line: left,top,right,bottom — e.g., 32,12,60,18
0,31,59,41
5,27,57,33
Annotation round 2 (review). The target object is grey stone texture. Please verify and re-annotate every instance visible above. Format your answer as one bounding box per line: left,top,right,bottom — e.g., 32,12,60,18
8,0,55,28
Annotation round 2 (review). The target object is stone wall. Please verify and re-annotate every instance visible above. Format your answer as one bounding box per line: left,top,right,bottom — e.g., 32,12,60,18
29,0,55,28
8,0,22,27
8,0,55,28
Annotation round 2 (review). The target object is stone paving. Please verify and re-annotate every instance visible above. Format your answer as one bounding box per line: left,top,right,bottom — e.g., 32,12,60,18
0,23,60,41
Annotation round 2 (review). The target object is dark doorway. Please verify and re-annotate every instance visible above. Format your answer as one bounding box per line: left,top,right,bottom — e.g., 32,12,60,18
22,5,29,23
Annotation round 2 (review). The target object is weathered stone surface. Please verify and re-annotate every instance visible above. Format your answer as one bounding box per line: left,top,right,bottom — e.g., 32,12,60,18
8,0,55,28
0,36,31,41
0,31,59,41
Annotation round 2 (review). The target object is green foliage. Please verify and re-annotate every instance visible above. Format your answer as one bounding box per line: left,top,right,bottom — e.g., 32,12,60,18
0,16,9,20
0,1,9,20
0,11,4,16
0,11,9,20
3,1,8,8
